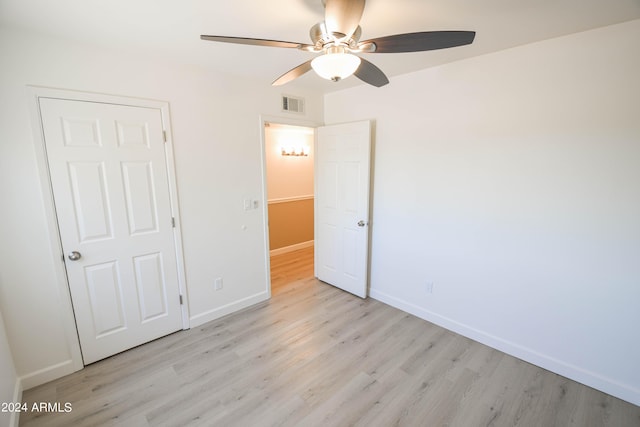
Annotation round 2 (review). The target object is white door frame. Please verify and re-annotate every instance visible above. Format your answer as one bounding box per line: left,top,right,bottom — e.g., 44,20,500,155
28,86,189,380
258,114,322,298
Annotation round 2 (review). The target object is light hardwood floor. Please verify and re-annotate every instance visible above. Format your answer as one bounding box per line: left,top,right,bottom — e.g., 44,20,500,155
20,247,640,426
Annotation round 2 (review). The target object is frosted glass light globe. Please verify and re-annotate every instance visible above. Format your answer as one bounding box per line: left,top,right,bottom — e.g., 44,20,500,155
311,52,361,82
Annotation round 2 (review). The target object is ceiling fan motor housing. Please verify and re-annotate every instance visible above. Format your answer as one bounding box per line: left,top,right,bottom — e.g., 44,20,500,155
310,22,362,51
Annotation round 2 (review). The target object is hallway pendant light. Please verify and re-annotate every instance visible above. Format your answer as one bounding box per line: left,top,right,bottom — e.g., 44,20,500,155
311,46,361,82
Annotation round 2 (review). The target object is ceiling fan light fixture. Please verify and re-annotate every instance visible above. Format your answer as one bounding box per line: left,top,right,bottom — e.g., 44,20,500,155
201,0,476,87
311,48,361,82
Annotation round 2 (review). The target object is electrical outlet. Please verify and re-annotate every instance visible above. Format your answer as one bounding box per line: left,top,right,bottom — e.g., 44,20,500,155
214,277,223,291
425,281,434,295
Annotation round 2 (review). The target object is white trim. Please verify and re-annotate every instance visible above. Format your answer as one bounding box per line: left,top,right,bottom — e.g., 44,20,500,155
9,378,22,427
158,105,190,329
26,86,189,385
314,127,318,280
27,86,174,108
369,288,640,407
270,240,314,256
189,291,270,328
268,195,314,204
27,86,85,377
18,359,77,390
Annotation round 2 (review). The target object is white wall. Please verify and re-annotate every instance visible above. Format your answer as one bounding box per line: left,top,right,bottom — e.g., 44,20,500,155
325,20,640,405
0,309,20,427
265,124,314,200
0,25,323,388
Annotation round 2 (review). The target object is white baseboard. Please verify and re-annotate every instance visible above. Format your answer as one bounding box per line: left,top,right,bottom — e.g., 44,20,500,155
16,292,271,392
19,359,78,391
189,291,270,328
270,240,314,256
369,288,640,407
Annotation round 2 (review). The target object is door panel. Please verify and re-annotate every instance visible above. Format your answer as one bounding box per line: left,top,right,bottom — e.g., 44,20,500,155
316,120,371,298
343,228,359,279
133,252,168,321
62,118,101,147
68,161,113,242
40,98,182,364
84,261,126,336
343,162,360,213
320,223,339,272
319,161,339,209
116,120,150,148
121,161,159,235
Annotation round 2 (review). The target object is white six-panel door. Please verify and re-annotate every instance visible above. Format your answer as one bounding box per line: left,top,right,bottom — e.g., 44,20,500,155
39,98,183,364
315,120,371,298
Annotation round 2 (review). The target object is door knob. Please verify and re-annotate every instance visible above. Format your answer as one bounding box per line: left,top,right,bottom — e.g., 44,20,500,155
357,220,367,227
67,251,82,261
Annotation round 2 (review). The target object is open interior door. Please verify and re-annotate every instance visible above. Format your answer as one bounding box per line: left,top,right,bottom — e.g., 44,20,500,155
315,120,372,298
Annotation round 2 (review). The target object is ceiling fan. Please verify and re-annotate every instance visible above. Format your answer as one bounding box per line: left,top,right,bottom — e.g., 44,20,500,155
201,0,475,87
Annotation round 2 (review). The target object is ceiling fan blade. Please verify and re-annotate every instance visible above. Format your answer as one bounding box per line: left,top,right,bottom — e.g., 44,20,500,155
354,58,389,87
272,60,314,86
360,31,475,53
324,0,366,39
201,35,313,50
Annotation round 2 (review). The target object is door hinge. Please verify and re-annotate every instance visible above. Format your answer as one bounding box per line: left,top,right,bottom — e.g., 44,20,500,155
163,130,167,142
179,295,184,305
171,217,176,228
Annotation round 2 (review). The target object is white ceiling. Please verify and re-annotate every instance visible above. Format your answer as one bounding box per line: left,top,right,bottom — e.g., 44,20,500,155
2,0,640,93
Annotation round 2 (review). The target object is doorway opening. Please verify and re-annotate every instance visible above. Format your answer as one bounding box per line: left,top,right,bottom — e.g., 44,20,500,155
263,121,315,294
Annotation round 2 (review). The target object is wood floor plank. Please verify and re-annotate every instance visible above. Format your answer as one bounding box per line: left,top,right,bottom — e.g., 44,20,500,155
19,246,640,426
